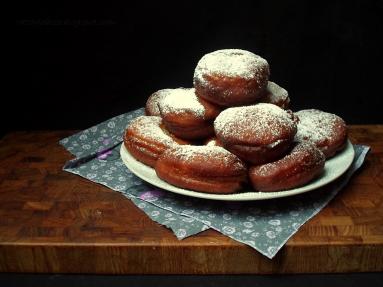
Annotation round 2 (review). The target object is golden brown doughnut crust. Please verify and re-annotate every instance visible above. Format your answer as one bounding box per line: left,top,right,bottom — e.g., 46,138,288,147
124,116,188,167
193,49,270,107
249,142,325,192
295,109,348,158
214,103,297,165
158,88,221,140
155,145,248,194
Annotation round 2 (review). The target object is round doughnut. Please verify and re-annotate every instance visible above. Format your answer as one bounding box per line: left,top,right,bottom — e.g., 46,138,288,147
158,87,221,140
259,81,290,109
145,89,172,116
193,49,270,107
249,142,325,192
124,116,189,167
214,103,297,165
155,145,248,194
295,109,347,158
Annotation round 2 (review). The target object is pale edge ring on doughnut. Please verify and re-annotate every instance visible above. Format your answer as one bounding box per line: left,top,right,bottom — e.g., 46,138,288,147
120,140,355,201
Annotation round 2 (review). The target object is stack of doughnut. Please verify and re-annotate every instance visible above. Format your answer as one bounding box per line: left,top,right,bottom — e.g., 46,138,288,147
124,49,348,194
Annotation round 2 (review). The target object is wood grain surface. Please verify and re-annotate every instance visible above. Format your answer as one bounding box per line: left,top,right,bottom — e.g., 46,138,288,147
0,126,382,274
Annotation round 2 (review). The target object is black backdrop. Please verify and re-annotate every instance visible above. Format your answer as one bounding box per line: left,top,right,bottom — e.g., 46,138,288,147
10,0,383,137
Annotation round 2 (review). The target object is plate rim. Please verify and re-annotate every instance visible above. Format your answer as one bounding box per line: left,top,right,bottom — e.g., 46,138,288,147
120,140,355,201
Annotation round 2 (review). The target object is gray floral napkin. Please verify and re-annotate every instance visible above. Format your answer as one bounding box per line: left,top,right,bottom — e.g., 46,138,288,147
60,108,369,259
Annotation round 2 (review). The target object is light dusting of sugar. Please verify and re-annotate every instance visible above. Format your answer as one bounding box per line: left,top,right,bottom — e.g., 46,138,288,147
256,142,325,176
171,145,245,171
146,89,172,116
295,109,345,143
128,116,177,147
205,139,218,146
265,81,289,105
214,103,296,143
159,88,206,118
193,49,269,86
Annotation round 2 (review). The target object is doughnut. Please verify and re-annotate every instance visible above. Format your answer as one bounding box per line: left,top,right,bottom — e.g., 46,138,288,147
193,49,270,107
155,145,248,194
295,109,347,158
249,142,325,192
259,81,290,109
158,87,221,140
145,89,172,116
124,116,189,167
214,103,297,165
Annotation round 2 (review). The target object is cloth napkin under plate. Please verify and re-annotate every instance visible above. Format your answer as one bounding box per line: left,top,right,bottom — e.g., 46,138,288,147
60,108,369,259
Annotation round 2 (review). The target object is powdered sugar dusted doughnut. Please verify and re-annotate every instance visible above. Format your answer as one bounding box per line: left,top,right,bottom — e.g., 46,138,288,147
124,116,189,167
295,109,347,158
145,89,172,116
158,87,221,140
193,49,270,107
214,103,297,165
249,142,325,192
155,145,247,194
260,81,290,109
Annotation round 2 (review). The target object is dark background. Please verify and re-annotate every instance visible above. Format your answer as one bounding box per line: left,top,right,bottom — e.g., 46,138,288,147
9,0,383,137
7,2,383,284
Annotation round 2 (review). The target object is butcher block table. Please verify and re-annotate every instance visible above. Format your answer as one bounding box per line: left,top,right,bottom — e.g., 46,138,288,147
0,125,382,275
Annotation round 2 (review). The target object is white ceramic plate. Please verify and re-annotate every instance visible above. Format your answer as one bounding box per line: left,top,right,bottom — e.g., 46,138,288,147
120,140,355,201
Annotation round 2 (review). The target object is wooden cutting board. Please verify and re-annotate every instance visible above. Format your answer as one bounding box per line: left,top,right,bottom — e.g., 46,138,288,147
0,126,382,274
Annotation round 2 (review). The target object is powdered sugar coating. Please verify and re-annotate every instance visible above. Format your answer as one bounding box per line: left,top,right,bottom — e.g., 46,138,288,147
146,89,173,116
126,116,178,147
256,142,325,177
214,103,297,144
159,88,206,118
260,81,290,108
295,109,346,144
205,138,220,147
194,49,269,87
267,82,288,100
206,140,216,146
170,145,246,172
